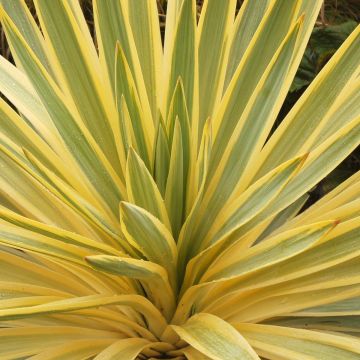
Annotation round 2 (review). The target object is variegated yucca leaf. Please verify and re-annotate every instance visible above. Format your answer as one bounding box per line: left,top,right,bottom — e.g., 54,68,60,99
0,0,359,358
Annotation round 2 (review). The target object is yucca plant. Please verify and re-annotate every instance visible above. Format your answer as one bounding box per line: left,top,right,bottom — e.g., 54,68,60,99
0,0,359,358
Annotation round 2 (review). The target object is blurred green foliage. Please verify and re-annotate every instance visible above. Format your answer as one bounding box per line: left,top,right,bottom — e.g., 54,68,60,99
291,20,358,92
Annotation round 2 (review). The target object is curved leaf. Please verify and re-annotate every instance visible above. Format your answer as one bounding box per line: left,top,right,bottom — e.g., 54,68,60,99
171,313,260,360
